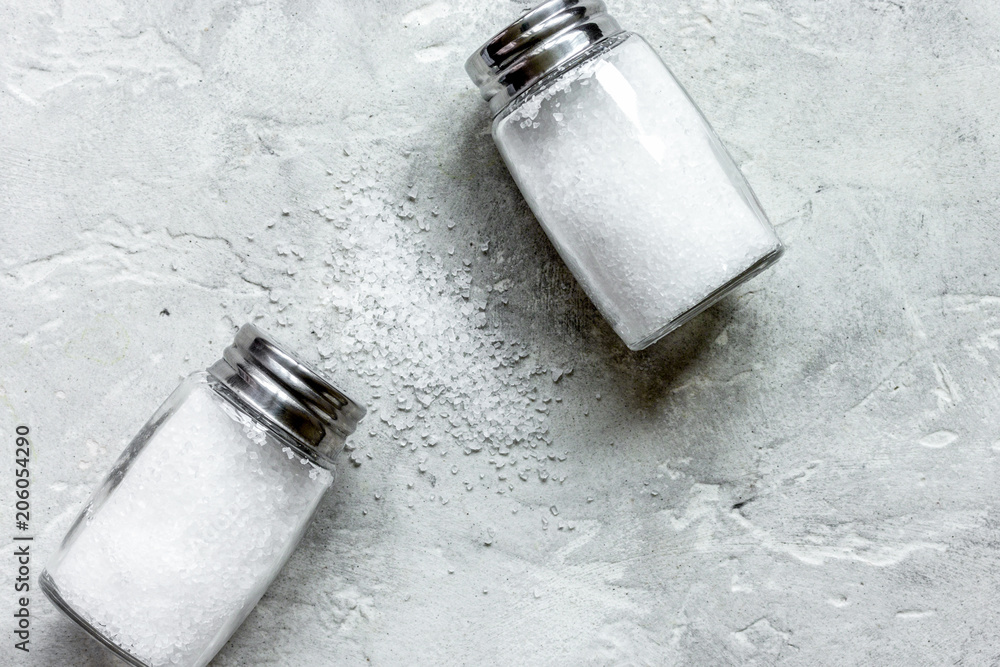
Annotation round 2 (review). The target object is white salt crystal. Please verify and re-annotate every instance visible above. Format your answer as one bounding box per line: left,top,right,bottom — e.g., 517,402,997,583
493,35,783,349
45,379,332,667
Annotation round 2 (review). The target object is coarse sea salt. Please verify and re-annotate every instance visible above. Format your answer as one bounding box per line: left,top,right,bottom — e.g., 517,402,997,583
469,4,784,349
42,324,365,667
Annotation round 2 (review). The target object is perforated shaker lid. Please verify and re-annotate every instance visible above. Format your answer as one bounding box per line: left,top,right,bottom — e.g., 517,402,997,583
466,0,623,115
208,323,366,466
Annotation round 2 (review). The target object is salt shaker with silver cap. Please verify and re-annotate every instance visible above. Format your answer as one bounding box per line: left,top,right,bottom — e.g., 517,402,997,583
41,323,365,667
467,0,784,349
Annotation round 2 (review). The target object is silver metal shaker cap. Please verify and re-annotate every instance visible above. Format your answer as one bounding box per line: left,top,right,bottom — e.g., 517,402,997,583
465,0,623,116
208,323,366,467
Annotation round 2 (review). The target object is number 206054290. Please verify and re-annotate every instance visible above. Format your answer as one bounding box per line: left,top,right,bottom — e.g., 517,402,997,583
15,425,30,530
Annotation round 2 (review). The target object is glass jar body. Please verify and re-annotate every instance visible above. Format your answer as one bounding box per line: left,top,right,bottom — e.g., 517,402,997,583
492,33,783,350
41,371,334,667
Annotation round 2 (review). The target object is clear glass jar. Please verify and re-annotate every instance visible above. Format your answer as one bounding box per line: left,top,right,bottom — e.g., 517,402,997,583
467,0,784,350
41,324,365,667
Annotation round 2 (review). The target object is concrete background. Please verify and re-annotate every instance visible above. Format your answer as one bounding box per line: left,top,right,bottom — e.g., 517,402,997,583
3,0,1000,664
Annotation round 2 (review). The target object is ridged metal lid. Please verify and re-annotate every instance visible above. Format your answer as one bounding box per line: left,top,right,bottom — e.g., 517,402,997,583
466,0,623,115
208,323,366,467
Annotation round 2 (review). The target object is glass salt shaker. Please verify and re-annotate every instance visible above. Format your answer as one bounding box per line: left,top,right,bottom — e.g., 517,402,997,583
466,0,784,350
41,324,365,667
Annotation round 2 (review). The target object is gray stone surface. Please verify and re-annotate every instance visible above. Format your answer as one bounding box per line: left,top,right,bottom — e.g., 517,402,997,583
2,0,1000,665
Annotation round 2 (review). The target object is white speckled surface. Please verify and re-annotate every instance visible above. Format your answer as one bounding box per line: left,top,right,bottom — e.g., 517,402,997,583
3,1,1000,665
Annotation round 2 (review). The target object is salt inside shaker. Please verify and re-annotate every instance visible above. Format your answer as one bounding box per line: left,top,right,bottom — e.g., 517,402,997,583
41,324,365,667
466,0,784,349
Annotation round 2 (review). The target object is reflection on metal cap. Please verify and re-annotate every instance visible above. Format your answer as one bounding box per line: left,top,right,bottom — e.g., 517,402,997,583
466,0,622,115
208,323,366,467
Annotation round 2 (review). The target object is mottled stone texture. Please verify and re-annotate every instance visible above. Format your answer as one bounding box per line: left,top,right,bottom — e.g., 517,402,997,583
2,1,999,665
